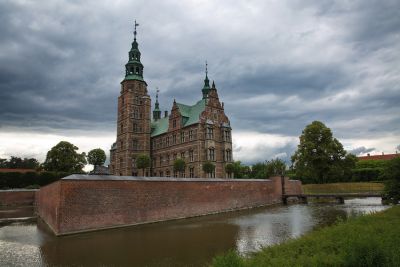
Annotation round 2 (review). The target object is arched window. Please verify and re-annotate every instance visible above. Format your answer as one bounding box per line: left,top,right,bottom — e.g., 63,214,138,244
208,148,215,161
226,149,232,162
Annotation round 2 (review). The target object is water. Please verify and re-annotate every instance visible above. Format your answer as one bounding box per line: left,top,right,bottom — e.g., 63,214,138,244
0,198,387,267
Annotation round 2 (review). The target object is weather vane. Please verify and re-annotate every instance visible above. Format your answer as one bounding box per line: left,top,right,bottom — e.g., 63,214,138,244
205,60,208,76
156,87,159,100
134,20,139,40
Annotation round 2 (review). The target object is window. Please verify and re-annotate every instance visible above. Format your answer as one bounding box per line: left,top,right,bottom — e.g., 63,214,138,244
166,170,170,177
132,140,139,150
159,171,163,177
189,150,194,162
173,134,177,144
173,153,177,160
166,136,170,146
133,123,138,132
120,123,123,133
181,132,185,143
132,158,136,168
167,154,170,163
208,148,215,161
207,127,214,139
224,130,231,141
180,152,185,159
173,119,176,128
189,130,193,141
160,156,163,166
189,167,194,178
119,157,124,169
226,149,232,162
133,108,139,119
210,170,215,178
174,171,178,178
120,141,123,149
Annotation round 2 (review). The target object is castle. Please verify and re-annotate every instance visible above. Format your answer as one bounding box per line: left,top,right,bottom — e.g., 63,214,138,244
109,24,233,178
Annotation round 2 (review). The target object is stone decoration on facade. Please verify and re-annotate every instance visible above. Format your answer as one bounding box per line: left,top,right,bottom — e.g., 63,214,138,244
110,23,233,178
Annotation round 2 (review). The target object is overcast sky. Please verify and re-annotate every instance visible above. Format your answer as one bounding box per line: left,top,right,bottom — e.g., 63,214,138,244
0,0,399,166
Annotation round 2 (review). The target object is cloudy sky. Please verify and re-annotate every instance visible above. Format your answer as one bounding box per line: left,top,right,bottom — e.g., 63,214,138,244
0,0,399,166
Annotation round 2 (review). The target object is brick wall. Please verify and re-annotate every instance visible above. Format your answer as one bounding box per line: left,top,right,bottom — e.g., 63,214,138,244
0,189,38,206
36,175,301,235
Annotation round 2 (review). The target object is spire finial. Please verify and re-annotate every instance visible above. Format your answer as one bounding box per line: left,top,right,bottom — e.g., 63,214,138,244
205,60,208,77
156,87,159,102
134,20,139,41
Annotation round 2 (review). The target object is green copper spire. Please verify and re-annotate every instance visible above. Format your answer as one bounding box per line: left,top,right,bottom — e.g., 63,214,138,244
124,20,144,82
153,88,161,120
202,61,211,99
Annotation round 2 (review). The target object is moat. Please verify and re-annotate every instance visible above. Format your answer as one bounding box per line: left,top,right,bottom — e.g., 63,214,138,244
0,198,387,267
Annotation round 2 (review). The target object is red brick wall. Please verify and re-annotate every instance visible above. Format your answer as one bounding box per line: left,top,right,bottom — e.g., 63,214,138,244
35,182,61,233
36,176,302,235
0,190,37,206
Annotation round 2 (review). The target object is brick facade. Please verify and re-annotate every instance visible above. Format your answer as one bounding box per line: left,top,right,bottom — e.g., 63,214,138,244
36,175,302,235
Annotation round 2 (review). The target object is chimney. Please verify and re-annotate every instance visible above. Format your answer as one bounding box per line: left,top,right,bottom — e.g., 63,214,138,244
164,111,168,117
367,153,370,156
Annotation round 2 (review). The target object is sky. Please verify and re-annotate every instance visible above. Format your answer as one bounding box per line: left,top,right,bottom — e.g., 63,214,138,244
0,0,399,167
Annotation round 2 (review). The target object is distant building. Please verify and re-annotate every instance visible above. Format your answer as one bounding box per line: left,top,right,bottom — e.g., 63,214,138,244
109,24,233,178
357,152,399,161
89,166,110,175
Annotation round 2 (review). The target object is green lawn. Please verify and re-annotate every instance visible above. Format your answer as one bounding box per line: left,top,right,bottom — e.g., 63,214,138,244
211,206,400,267
302,182,384,194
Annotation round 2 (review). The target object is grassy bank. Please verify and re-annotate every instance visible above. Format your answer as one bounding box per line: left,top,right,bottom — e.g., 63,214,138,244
302,182,384,194
211,206,400,267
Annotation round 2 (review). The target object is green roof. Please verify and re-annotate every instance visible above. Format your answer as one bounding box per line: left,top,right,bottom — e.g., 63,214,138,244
151,117,169,137
123,74,144,82
151,99,206,137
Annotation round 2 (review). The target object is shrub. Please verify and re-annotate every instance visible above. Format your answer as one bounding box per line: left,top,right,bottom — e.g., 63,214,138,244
212,250,244,267
0,171,70,189
351,168,384,182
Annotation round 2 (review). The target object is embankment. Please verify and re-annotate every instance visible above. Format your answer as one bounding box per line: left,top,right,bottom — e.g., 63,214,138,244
212,206,400,267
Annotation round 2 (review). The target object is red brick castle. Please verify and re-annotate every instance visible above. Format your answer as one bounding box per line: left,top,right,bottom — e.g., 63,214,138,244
109,23,233,178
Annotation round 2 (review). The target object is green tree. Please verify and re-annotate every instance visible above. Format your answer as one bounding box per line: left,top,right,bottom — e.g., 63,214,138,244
250,162,266,178
173,158,186,177
291,121,356,184
87,148,106,167
231,161,247,178
225,163,235,178
43,141,86,173
202,161,215,177
136,154,150,176
383,157,400,204
0,157,40,169
266,158,287,177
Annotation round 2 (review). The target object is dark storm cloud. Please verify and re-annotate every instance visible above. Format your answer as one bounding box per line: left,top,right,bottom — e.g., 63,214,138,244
349,146,376,156
0,0,399,161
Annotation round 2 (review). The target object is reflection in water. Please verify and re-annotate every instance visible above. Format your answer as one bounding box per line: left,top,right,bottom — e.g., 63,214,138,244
0,198,387,267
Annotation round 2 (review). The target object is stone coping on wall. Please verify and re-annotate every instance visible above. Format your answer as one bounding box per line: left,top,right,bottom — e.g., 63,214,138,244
0,189,39,192
62,174,273,182
61,174,279,182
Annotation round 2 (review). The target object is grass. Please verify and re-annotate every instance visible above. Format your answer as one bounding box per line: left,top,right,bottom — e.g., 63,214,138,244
302,182,384,194
211,206,400,267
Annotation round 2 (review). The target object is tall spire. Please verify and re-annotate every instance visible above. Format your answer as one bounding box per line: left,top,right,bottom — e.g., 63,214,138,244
153,88,161,120
124,20,145,82
202,61,211,99
134,20,139,42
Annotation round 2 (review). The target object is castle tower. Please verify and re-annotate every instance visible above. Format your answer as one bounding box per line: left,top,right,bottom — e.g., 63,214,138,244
110,21,151,176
